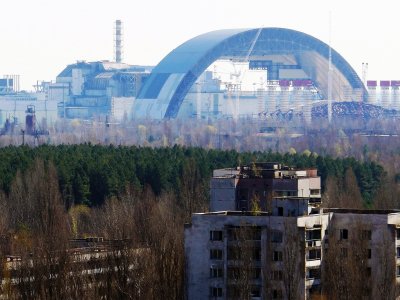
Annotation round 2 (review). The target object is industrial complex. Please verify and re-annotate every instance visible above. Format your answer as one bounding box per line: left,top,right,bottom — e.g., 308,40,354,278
0,22,399,126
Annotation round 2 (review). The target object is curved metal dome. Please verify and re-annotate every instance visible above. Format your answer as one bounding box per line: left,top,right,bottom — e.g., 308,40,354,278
136,28,365,119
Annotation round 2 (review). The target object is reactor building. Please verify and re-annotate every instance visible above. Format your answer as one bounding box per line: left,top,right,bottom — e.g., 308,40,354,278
48,60,151,120
133,27,366,120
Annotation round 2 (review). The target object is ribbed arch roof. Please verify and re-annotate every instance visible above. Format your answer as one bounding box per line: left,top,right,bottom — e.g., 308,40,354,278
137,28,365,118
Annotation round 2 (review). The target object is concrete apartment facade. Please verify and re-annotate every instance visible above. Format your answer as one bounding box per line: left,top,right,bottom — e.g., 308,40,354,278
184,163,400,299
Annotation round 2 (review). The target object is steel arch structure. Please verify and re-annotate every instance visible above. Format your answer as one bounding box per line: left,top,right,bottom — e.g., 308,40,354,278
135,28,365,119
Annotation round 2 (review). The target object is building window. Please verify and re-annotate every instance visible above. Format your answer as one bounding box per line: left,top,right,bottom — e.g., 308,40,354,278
227,247,241,260
272,289,283,299
340,229,348,240
253,247,262,261
310,189,320,195
397,266,400,277
307,249,321,261
397,247,400,258
210,230,223,241
227,267,240,280
210,287,223,298
251,286,261,298
273,251,283,261
367,267,371,277
368,248,372,259
397,228,400,240
362,230,372,240
306,229,321,241
271,230,283,243
210,266,223,278
306,267,321,279
272,270,283,281
210,249,223,260
277,207,284,216
252,268,261,279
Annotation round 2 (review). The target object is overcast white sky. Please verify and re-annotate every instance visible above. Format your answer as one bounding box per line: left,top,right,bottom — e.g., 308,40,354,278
1,0,399,90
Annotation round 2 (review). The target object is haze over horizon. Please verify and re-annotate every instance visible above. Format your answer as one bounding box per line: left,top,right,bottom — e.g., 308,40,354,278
1,0,399,90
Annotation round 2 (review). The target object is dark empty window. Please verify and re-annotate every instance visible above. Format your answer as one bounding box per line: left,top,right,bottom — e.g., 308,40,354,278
278,207,284,216
306,229,321,241
310,189,320,195
210,266,223,278
251,286,261,297
307,249,321,260
252,247,262,261
368,248,372,259
340,229,348,240
210,249,223,260
210,230,223,241
273,251,283,261
397,247,400,258
227,247,241,260
272,289,283,299
252,268,261,279
307,268,321,279
210,287,223,297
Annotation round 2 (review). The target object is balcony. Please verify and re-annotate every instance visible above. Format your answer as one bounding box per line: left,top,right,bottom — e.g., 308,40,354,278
305,240,321,248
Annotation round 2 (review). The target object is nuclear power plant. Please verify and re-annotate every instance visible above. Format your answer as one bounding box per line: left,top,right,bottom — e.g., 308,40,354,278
0,23,399,124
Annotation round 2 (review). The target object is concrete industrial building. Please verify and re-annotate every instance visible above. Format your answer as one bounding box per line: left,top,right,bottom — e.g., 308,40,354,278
49,61,151,120
185,163,400,299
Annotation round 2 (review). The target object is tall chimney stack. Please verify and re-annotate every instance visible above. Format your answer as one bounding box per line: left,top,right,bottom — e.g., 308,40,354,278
114,20,123,63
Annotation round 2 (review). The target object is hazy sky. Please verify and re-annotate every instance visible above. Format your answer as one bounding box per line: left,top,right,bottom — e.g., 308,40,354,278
1,0,399,90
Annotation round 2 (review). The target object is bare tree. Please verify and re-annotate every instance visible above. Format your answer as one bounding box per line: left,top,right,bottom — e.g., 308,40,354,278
227,224,261,299
282,219,303,300
323,219,371,299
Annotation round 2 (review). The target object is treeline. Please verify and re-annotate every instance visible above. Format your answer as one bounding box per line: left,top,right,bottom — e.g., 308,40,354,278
0,144,384,207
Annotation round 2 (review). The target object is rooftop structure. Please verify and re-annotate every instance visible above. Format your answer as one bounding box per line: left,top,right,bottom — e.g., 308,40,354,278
210,162,320,213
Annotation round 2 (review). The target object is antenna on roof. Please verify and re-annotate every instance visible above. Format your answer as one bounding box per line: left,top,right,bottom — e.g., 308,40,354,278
328,11,333,123
114,20,123,63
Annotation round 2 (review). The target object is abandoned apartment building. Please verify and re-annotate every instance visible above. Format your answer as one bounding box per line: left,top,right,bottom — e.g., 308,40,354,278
184,162,400,299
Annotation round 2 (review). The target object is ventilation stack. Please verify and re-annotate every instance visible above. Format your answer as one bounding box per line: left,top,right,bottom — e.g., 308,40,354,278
114,20,123,63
